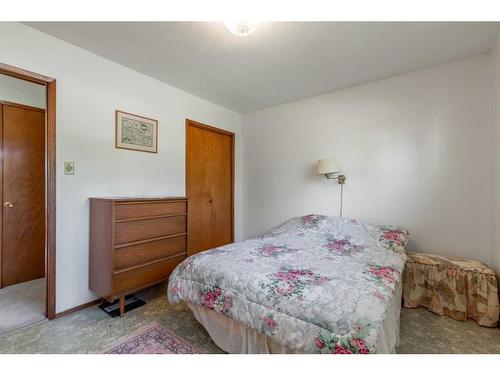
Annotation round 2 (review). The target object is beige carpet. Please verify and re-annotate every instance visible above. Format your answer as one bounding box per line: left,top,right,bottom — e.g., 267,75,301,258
0,278,46,336
399,306,500,353
0,282,498,353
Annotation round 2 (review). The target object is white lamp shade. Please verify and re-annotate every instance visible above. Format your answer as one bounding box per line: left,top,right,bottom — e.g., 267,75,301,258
316,158,340,175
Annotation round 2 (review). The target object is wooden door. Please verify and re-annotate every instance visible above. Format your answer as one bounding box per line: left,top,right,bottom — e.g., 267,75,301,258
186,120,234,255
1,102,45,287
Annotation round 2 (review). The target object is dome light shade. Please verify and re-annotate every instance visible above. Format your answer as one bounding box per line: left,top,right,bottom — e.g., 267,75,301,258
224,21,259,37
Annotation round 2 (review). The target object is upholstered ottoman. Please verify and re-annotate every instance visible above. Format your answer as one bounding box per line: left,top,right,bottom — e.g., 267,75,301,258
403,252,499,327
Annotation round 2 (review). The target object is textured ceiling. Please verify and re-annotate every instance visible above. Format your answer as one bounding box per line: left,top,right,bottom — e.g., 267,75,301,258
26,22,500,113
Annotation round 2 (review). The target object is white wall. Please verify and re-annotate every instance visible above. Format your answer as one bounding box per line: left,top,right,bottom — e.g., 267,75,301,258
0,22,243,313
243,55,495,270
0,73,45,108
492,38,500,276
1,21,497,313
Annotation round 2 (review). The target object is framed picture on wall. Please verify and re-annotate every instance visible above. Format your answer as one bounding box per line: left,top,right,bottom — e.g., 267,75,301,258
115,110,158,153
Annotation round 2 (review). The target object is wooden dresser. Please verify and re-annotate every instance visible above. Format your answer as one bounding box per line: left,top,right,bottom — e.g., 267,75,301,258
89,197,187,316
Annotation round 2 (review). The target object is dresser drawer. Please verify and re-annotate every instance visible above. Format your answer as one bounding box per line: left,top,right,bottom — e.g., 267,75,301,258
112,254,185,296
114,235,186,271
115,215,186,245
115,200,186,221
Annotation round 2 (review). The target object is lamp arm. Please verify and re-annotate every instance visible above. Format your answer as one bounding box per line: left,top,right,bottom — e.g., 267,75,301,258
325,173,346,185
323,173,346,218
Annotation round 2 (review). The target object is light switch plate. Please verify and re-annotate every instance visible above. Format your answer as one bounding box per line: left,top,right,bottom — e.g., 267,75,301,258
64,162,75,175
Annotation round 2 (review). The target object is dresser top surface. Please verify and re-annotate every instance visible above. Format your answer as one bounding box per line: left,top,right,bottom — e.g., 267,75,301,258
90,196,187,202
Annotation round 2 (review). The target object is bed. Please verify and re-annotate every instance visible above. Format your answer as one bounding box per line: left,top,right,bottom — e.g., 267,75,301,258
167,214,409,354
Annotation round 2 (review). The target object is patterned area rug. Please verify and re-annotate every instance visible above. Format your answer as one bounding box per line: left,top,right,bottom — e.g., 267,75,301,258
104,323,203,354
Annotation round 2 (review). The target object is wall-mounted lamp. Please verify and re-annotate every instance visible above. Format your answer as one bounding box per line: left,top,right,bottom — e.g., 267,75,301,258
316,157,346,217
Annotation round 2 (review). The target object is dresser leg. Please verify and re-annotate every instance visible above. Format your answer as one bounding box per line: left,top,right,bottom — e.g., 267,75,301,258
119,296,125,317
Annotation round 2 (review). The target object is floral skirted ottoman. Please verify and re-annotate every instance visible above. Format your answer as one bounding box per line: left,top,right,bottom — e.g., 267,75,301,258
403,252,499,327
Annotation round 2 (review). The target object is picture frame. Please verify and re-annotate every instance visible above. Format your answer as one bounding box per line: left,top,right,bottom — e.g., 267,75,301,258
115,110,158,153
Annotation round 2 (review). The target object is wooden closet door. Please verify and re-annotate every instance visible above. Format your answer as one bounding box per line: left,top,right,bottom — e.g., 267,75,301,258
1,103,45,287
186,120,234,255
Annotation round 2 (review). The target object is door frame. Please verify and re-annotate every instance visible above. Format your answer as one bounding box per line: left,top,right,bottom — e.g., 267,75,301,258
185,119,235,246
0,62,57,320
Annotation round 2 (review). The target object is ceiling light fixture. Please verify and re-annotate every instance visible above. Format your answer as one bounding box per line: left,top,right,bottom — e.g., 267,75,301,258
224,21,259,37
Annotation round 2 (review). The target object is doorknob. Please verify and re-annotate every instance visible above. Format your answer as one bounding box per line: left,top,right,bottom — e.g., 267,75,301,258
4,202,13,208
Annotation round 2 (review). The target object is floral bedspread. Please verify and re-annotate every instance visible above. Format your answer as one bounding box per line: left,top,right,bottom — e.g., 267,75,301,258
168,215,409,354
